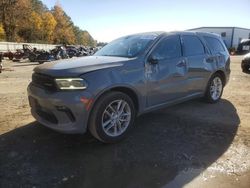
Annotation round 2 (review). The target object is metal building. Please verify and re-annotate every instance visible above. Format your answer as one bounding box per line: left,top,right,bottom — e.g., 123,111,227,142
188,27,250,49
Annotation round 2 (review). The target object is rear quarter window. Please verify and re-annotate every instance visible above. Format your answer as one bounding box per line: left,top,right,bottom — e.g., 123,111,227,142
204,36,225,54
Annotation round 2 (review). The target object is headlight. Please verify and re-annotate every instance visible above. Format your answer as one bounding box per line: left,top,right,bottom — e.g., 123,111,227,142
55,78,87,90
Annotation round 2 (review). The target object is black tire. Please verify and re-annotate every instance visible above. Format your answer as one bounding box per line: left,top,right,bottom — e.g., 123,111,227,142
89,91,136,143
242,64,250,74
204,73,224,103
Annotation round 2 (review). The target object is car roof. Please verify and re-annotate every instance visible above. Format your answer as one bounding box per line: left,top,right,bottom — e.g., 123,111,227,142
169,31,221,38
125,31,221,39
122,31,164,38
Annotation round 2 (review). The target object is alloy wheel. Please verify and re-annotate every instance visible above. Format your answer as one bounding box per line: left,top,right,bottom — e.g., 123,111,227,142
101,100,131,137
210,77,223,101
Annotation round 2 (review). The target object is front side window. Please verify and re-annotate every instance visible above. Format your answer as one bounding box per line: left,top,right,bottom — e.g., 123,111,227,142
94,34,157,58
182,35,205,56
204,36,225,54
151,35,182,60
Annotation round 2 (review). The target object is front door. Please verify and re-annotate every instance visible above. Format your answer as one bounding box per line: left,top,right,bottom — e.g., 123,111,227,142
146,35,188,107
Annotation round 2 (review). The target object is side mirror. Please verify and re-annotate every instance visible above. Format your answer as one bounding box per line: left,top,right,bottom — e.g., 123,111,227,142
148,55,159,64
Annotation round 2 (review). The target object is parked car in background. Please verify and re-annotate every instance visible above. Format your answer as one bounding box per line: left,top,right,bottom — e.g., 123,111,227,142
66,46,88,58
35,50,55,64
241,52,250,73
35,46,69,64
1,45,42,62
28,31,230,143
12,44,39,62
66,46,80,58
3,51,14,60
237,39,250,55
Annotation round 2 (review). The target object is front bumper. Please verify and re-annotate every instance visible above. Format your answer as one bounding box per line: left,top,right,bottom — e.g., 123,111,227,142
27,83,92,134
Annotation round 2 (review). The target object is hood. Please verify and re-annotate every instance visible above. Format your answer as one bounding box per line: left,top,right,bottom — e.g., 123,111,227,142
34,56,130,77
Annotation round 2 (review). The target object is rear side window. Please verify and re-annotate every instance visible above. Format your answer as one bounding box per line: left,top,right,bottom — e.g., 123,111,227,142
204,36,225,54
151,35,182,60
182,35,205,56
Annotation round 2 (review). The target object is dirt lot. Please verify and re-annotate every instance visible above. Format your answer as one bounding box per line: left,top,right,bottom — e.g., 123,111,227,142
0,57,250,188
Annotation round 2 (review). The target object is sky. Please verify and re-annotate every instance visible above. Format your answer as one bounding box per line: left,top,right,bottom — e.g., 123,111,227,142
41,0,250,42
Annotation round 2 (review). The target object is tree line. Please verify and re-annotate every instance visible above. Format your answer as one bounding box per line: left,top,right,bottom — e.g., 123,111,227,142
0,0,96,46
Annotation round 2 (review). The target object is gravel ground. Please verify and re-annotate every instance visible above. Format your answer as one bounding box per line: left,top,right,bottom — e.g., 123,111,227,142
0,56,250,188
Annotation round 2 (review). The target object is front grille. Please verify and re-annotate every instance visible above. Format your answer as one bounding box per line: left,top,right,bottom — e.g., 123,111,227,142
32,73,57,91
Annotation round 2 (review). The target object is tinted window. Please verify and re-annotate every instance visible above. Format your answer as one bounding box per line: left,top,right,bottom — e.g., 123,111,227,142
151,35,181,60
204,36,225,54
182,35,205,56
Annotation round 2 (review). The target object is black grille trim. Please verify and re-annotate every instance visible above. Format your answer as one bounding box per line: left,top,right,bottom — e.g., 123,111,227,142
32,73,57,91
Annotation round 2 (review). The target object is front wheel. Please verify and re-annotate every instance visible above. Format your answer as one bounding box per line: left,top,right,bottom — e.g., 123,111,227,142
89,92,136,143
204,73,224,103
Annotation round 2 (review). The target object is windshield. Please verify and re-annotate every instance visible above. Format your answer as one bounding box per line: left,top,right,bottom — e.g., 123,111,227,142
94,34,158,58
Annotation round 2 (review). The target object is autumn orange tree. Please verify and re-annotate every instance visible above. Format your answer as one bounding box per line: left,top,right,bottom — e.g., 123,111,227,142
0,23,5,41
0,0,96,46
42,12,57,43
0,0,19,41
73,26,96,46
51,5,76,44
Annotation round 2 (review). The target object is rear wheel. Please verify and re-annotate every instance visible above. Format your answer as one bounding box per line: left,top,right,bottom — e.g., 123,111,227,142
89,92,136,143
204,73,224,103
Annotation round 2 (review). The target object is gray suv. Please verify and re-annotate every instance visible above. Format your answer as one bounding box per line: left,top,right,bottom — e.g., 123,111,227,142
28,31,230,143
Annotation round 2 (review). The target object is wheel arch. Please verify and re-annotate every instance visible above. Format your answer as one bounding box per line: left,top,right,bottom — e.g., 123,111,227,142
109,86,139,112
89,85,140,118
213,70,226,86
204,70,226,97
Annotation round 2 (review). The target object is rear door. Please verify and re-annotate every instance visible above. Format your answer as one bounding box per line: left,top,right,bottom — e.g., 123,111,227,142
181,34,210,95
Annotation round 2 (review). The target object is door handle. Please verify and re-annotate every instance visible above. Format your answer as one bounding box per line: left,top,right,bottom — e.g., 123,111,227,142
177,60,186,67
